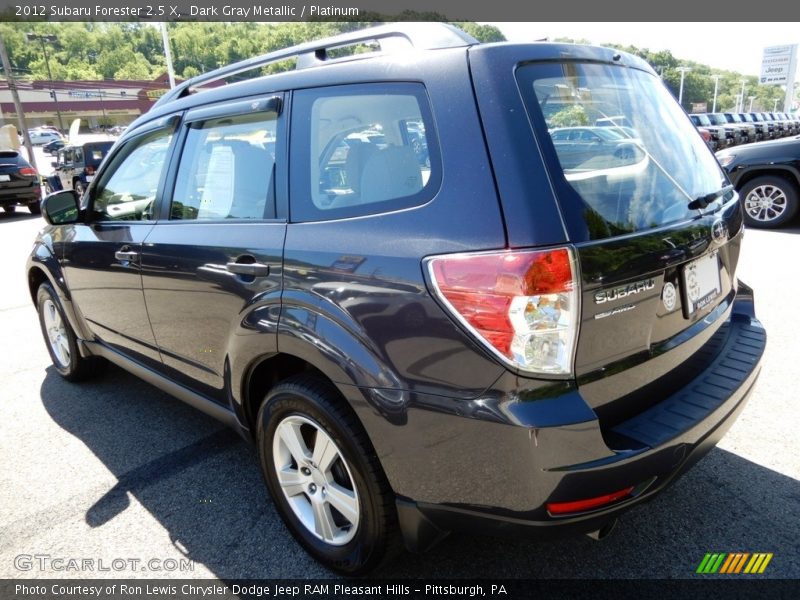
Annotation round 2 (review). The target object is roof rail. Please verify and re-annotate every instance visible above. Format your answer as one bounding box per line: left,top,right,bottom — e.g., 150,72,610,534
155,23,477,107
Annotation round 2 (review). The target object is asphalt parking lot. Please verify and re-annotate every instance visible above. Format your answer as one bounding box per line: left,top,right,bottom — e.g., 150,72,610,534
1,209,798,580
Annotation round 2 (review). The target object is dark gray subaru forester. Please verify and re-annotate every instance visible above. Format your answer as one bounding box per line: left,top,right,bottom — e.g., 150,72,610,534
28,24,766,574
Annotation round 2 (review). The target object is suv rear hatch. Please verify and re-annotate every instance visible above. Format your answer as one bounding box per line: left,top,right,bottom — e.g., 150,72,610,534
469,45,741,430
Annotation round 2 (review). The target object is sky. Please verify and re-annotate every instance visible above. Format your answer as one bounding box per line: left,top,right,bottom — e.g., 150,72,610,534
489,23,800,77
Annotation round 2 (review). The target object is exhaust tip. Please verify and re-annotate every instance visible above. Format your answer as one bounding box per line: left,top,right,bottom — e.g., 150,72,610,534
586,518,618,541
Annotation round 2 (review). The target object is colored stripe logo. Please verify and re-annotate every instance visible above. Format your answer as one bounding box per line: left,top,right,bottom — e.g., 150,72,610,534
696,552,773,574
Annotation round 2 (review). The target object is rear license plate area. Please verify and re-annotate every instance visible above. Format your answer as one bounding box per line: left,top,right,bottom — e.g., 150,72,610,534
682,251,721,317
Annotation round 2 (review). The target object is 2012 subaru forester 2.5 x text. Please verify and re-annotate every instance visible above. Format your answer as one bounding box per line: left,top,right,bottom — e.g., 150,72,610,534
27,24,766,575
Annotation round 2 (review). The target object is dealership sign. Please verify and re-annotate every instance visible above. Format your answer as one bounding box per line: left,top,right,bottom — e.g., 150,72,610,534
760,44,798,85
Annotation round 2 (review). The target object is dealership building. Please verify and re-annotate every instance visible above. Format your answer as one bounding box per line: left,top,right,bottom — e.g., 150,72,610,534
0,74,174,131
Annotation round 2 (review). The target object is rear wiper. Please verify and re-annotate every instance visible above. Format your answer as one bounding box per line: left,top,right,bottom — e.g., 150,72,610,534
688,184,734,211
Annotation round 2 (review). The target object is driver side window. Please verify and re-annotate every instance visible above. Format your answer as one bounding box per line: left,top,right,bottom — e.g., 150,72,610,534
92,129,173,222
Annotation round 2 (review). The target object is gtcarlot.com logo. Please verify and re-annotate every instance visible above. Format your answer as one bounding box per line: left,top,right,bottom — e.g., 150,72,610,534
696,552,773,574
14,554,194,573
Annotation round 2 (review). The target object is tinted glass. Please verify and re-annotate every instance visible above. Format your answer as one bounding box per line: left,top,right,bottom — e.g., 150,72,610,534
92,129,173,221
171,111,277,220
291,83,439,222
517,62,726,241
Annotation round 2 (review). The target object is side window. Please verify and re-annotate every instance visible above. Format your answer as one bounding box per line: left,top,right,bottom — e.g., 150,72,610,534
91,128,173,222
63,149,73,164
170,111,276,220
74,147,84,164
291,83,440,221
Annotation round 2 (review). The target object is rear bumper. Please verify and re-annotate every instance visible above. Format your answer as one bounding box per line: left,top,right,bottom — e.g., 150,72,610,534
363,286,766,551
0,183,40,204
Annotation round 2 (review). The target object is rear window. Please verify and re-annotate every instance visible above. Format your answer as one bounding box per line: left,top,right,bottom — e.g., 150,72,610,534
516,62,727,241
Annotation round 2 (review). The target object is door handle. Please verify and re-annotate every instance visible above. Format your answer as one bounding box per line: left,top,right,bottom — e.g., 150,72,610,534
225,262,270,277
115,250,139,262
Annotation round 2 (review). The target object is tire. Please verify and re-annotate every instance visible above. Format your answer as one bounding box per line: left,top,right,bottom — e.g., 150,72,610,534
256,376,398,575
739,175,799,228
2,205,15,213
28,200,41,215
36,282,104,382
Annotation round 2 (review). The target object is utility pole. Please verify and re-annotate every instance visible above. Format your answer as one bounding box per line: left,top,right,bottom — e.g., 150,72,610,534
26,33,64,133
0,35,37,174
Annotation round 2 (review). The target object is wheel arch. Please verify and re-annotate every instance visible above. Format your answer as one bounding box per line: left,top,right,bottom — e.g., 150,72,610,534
734,165,800,192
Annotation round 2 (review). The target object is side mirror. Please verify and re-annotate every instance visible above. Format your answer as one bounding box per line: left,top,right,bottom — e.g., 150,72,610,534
41,190,80,226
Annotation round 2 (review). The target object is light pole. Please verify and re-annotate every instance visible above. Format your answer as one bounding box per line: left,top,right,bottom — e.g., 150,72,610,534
25,32,64,133
159,23,176,89
748,96,756,112
677,67,691,106
773,98,779,112
711,74,720,113
738,79,747,113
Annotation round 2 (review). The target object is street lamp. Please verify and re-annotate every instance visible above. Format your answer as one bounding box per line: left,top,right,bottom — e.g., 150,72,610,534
738,79,747,113
748,96,756,112
773,98,779,112
711,74,720,113
677,67,691,106
25,32,64,133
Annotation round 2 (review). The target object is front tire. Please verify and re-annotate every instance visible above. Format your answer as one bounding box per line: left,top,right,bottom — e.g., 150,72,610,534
256,376,397,575
740,175,799,228
36,282,103,381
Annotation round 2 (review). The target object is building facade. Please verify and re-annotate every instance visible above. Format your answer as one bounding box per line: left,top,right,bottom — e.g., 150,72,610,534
0,74,175,132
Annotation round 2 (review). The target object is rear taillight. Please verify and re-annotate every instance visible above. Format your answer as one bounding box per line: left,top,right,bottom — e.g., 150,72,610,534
18,167,37,177
698,128,712,142
427,247,579,376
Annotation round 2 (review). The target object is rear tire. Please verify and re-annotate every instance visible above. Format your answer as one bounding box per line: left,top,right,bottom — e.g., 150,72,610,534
36,282,104,381
256,375,398,575
739,175,799,228
3,205,15,213
28,201,41,215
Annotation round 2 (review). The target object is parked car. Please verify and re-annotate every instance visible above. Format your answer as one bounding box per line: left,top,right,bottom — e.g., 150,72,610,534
42,139,66,155
28,130,64,145
722,113,756,144
777,113,799,136
763,113,787,137
716,136,800,228
27,23,765,575
44,141,115,197
705,113,743,146
689,114,726,150
749,112,776,139
738,113,765,142
0,149,40,214
548,126,644,168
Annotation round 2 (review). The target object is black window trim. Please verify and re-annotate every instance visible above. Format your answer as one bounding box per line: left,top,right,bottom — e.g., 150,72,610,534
288,81,442,223
157,93,287,224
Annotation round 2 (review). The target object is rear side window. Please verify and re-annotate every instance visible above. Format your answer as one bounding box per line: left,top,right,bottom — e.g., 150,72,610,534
517,62,727,241
171,112,277,221
290,83,439,222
